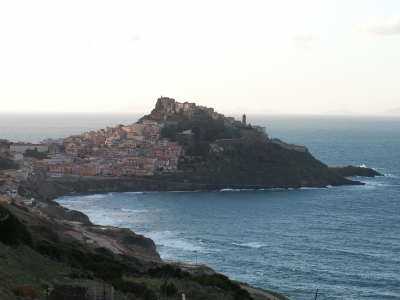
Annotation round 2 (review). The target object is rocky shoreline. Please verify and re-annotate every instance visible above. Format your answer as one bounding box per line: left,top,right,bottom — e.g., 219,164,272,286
30,165,375,202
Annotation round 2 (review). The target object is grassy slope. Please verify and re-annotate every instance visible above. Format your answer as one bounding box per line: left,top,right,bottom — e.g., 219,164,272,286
1,203,288,300
0,243,123,300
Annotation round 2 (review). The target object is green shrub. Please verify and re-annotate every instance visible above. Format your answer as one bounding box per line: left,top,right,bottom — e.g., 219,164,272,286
67,269,92,280
0,205,33,247
85,262,123,280
110,280,157,300
94,247,114,258
146,264,190,279
160,281,178,297
30,225,60,243
193,273,251,299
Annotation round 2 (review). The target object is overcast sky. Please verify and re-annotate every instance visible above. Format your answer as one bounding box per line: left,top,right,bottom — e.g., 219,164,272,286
1,0,400,114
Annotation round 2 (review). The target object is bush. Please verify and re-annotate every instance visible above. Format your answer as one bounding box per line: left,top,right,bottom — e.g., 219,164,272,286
30,225,60,243
160,281,178,297
94,247,114,258
146,264,190,279
67,269,93,280
110,280,157,300
85,262,123,280
193,273,251,299
0,205,33,247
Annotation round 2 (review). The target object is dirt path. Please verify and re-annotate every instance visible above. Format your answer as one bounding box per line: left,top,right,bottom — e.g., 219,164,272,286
240,286,282,300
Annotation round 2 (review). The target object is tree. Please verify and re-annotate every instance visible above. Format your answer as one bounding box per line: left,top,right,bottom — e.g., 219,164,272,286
24,148,48,160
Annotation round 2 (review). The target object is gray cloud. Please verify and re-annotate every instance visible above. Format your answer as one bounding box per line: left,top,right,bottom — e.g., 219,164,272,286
354,13,400,36
291,35,314,50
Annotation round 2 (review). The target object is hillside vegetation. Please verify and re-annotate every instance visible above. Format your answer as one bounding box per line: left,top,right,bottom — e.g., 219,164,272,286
1,202,281,300
155,140,358,188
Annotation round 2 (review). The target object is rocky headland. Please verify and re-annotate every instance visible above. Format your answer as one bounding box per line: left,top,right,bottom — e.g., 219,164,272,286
0,97,383,299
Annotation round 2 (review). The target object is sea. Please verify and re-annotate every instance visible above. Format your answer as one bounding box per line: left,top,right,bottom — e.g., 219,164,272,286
2,112,400,300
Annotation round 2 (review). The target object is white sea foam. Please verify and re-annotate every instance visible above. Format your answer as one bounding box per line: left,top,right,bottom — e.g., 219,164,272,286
220,188,254,192
384,173,399,178
144,231,204,252
124,192,144,195
140,231,222,257
232,242,266,249
365,182,391,187
120,208,148,214
259,188,290,191
81,194,109,199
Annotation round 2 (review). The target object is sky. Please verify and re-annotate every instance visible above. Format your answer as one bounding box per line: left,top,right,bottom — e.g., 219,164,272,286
1,0,400,114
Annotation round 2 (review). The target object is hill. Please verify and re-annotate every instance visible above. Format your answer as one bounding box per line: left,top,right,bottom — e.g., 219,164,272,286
1,202,286,300
376,106,400,116
133,97,362,189
20,96,364,197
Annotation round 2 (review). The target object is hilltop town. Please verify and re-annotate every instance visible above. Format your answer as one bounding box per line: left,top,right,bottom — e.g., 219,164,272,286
1,95,377,205
0,96,279,300
0,96,268,191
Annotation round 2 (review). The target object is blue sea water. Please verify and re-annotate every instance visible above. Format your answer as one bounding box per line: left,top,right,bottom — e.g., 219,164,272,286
2,114,400,299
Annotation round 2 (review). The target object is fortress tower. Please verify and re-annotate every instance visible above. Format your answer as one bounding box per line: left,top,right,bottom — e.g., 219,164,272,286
242,114,246,125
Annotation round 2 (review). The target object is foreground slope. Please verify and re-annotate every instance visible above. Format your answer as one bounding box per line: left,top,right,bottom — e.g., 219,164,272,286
1,202,285,300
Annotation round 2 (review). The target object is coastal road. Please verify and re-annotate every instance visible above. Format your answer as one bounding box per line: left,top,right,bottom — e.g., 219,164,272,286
80,230,125,254
241,286,282,300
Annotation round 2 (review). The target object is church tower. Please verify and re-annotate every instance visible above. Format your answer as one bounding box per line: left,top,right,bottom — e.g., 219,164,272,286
242,114,246,125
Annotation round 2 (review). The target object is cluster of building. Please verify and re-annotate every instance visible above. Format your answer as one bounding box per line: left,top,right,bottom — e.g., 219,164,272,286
156,96,267,134
0,96,267,196
1,121,183,179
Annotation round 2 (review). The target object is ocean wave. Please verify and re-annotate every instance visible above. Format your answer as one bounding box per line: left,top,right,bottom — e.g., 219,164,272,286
142,231,221,254
232,242,266,249
120,208,148,213
80,194,109,200
383,173,399,178
363,181,391,188
124,191,144,195
220,188,242,192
